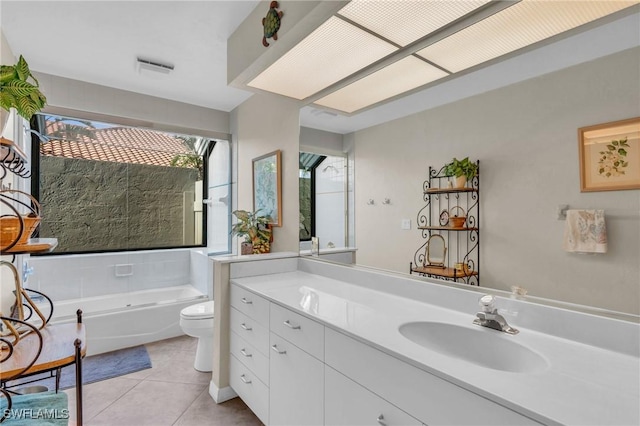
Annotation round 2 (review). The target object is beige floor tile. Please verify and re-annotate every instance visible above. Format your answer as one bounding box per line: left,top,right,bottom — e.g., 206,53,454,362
63,334,258,426
144,349,211,385
146,335,197,354
174,388,263,426
65,377,141,422
87,380,206,426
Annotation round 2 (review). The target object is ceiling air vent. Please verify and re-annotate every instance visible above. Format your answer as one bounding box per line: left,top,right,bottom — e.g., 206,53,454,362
136,57,174,75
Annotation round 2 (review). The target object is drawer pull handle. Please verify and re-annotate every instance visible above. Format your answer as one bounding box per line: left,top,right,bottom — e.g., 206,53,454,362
283,320,301,330
240,374,252,384
240,297,253,305
271,344,287,355
240,323,252,331
240,348,252,357
377,414,387,426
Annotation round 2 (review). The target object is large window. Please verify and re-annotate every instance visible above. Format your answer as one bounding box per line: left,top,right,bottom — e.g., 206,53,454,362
31,113,220,253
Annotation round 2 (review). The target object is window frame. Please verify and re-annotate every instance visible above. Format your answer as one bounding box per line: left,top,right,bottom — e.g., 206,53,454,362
29,111,225,255
299,154,326,242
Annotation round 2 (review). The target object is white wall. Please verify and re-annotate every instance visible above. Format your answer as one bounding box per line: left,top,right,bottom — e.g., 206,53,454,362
353,47,640,315
1,30,15,127
231,93,301,253
33,72,230,138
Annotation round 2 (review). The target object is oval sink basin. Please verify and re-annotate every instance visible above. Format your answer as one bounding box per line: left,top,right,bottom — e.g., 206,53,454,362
399,321,549,373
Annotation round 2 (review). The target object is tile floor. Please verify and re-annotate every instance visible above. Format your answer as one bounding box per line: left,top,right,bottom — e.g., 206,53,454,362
64,335,263,426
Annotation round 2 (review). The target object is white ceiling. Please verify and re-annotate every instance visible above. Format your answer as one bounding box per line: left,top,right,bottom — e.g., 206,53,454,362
1,1,260,111
1,1,639,135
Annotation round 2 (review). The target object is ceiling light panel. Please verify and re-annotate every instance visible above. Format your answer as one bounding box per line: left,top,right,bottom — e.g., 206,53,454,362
248,16,397,100
338,0,491,47
314,56,448,113
416,0,639,73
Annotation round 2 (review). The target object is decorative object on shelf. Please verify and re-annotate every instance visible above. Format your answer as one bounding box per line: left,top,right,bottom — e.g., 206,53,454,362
443,157,478,188
411,161,479,285
262,1,283,47
449,206,466,228
578,117,640,192
438,209,449,226
0,55,47,120
425,234,446,268
232,209,273,254
0,189,41,248
253,150,282,226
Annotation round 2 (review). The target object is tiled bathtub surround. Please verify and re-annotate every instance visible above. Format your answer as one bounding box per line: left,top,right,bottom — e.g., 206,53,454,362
26,248,210,302
27,248,213,355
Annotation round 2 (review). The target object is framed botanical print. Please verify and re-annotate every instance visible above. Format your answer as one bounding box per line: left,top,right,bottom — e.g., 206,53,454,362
578,117,640,192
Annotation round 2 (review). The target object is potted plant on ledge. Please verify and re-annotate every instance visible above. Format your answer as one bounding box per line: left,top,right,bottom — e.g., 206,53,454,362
232,209,273,254
444,157,478,188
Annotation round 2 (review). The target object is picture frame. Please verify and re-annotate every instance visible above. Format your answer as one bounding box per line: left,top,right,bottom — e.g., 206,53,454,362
253,150,282,226
578,117,640,192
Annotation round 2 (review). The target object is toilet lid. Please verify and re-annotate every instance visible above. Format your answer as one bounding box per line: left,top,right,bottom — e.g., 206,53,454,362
180,300,215,319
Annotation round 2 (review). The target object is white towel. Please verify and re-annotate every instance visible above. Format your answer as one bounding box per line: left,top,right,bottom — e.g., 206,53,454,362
563,210,607,253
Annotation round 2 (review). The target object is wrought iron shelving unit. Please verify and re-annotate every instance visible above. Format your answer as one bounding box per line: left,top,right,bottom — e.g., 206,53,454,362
410,162,480,286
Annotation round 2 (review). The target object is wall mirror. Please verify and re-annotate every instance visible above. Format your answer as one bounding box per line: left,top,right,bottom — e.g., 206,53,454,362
253,150,282,226
425,234,447,268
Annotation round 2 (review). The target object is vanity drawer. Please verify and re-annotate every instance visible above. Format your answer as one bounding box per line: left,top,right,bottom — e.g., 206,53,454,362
230,284,269,324
270,302,324,361
230,330,269,385
229,354,269,425
325,328,540,426
230,307,269,356
325,366,421,426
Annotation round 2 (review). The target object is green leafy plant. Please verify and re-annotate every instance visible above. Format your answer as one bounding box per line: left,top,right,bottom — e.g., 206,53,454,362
170,136,204,179
231,209,272,253
598,137,629,178
0,55,47,120
443,157,478,180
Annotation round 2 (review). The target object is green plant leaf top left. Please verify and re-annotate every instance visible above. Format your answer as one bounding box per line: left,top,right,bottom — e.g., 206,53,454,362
1,55,47,120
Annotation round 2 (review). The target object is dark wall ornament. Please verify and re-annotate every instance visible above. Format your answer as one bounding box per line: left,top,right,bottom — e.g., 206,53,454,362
262,1,283,47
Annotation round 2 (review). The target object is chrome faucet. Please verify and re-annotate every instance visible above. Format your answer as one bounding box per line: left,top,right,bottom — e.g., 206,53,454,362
473,295,519,335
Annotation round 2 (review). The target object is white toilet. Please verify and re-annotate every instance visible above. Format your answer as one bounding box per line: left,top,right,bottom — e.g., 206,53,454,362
179,300,215,372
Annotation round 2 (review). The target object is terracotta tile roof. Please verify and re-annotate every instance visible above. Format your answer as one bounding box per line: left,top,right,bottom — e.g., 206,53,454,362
40,123,195,167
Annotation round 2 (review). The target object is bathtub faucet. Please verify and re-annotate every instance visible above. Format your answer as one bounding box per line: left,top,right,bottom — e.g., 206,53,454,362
22,260,35,283
473,295,519,335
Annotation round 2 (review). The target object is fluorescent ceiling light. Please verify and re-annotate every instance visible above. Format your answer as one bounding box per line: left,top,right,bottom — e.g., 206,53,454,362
314,56,448,113
244,0,638,115
248,16,397,100
416,0,639,73
338,0,491,47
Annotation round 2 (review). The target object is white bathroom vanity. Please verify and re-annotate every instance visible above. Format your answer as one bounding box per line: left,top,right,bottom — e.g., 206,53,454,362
212,255,639,425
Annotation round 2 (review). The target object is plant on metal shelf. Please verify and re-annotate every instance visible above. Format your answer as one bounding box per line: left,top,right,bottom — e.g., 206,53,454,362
1,55,47,120
231,209,272,254
443,157,478,188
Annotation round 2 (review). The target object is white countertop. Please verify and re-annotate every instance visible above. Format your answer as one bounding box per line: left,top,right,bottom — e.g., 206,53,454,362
299,246,357,256
231,270,640,426
209,251,299,263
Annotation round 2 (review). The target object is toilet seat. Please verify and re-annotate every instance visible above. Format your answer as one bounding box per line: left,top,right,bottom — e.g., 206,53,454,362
180,300,214,320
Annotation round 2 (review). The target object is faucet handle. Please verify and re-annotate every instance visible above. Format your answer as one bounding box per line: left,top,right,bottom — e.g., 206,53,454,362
478,294,495,313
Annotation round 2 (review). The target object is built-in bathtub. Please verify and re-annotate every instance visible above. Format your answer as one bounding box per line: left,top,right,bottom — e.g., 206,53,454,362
27,248,213,355
49,285,207,355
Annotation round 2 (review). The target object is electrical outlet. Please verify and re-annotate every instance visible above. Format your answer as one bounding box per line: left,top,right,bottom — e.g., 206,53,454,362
401,219,411,230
